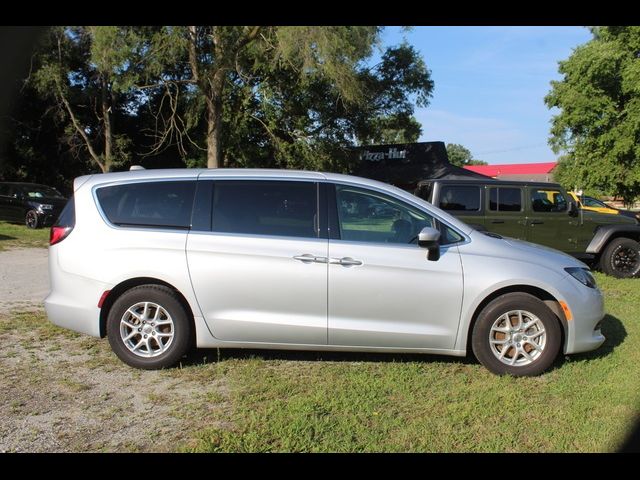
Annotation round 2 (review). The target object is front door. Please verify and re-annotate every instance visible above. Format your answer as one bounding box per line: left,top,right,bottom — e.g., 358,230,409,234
526,186,574,251
187,180,328,345
327,183,464,350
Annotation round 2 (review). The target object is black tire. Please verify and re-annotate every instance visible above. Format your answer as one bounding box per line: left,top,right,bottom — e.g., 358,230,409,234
25,209,41,229
599,237,640,278
106,284,192,369
472,293,562,376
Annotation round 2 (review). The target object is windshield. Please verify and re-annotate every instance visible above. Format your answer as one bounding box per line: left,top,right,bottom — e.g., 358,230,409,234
22,185,64,199
583,196,609,208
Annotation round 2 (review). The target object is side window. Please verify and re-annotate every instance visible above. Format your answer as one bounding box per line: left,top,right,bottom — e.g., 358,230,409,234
439,185,481,212
414,182,433,202
531,188,567,213
1,185,17,197
55,195,76,227
489,187,522,212
96,180,196,229
212,181,317,238
439,222,465,244
335,185,435,245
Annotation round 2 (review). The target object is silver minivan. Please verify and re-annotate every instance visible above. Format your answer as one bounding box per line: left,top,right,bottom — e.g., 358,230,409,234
45,169,605,376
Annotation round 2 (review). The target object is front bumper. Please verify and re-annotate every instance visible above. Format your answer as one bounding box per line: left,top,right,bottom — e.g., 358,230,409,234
560,275,606,355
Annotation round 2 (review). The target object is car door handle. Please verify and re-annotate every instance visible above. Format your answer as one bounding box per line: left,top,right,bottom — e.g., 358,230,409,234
293,254,317,264
293,254,328,264
490,220,505,224
530,220,544,225
329,257,363,266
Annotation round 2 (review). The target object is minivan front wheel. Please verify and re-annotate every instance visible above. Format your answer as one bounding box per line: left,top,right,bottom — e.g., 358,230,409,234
107,285,192,369
472,293,561,376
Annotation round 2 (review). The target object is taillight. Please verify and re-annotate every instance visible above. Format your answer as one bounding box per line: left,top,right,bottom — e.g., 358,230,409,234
50,195,75,246
50,226,72,246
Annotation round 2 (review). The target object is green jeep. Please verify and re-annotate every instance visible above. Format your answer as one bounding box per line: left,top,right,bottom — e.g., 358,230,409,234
415,178,640,278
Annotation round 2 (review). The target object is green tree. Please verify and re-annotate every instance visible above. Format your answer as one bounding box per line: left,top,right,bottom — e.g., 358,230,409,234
446,143,487,167
135,27,433,170
14,26,433,176
30,26,139,173
0,77,86,193
545,26,640,205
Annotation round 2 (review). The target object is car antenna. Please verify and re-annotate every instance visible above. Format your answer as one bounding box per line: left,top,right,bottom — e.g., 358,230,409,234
129,165,145,171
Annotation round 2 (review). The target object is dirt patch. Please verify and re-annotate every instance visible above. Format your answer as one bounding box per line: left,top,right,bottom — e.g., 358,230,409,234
0,248,49,314
0,311,231,452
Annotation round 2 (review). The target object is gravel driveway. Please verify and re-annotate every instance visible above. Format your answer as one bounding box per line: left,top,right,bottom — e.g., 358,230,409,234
0,248,49,314
0,247,229,452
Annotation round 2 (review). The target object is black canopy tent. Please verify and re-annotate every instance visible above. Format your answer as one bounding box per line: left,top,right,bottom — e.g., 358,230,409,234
351,141,489,192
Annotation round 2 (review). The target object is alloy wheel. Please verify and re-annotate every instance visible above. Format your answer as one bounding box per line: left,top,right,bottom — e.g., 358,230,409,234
119,301,175,358
489,310,547,367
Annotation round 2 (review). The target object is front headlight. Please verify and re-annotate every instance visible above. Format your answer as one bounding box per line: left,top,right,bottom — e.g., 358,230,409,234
565,267,597,289
39,204,53,211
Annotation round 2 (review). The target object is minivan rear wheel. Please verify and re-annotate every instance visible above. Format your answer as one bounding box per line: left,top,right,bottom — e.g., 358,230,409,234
106,285,192,369
472,293,561,376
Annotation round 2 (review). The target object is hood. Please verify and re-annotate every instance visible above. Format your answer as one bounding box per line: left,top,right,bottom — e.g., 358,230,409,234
26,197,67,208
584,210,637,225
501,236,586,266
466,230,587,271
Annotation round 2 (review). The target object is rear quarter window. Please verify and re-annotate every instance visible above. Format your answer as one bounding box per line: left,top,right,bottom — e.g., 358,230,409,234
55,195,76,227
438,185,481,212
96,180,196,229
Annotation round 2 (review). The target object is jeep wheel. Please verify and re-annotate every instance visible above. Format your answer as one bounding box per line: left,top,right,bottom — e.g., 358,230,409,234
600,237,640,278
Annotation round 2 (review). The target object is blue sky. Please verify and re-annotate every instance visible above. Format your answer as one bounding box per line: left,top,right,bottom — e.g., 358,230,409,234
378,26,593,164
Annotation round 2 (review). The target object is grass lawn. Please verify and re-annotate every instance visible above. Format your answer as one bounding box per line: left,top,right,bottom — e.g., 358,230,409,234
0,221,49,251
180,272,639,452
4,273,639,452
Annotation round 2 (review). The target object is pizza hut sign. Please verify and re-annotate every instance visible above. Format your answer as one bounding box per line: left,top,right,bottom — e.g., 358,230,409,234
360,147,408,162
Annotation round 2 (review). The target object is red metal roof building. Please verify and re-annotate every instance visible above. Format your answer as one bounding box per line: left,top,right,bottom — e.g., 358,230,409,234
464,162,557,182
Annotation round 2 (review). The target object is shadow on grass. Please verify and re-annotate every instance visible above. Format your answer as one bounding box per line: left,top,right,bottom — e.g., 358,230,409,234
552,314,626,371
180,314,626,370
0,234,17,242
181,344,476,368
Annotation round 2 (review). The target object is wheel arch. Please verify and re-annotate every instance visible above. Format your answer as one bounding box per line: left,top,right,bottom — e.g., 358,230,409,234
99,277,196,339
587,225,640,255
464,284,568,356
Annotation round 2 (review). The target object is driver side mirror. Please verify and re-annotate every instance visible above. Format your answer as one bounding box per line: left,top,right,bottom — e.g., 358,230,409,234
418,226,441,261
568,201,579,217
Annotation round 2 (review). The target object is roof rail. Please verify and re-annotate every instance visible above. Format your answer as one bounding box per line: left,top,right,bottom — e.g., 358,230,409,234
129,165,145,171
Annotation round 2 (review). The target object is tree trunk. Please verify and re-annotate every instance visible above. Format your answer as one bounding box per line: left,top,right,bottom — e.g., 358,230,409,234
101,77,113,172
206,70,225,168
56,82,106,173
